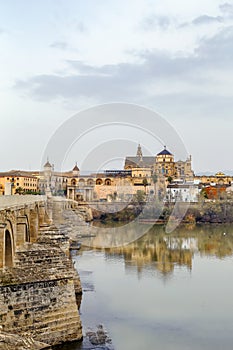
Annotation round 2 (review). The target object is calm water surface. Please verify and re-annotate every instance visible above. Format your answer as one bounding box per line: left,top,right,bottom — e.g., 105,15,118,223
67,224,233,350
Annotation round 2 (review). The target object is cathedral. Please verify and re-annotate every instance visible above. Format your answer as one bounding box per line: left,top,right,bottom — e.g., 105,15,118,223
124,144,194,182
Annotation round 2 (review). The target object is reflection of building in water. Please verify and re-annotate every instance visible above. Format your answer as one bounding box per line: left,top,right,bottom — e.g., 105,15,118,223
163,237,198,251
197,233,233,258
105,234,193,276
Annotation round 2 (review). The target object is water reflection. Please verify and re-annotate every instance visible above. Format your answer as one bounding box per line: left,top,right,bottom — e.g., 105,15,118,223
73,224,233,350
80,224,233,276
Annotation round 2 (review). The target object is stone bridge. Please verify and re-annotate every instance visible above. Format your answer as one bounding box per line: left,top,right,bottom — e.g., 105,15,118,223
0,195,83,348
0,195,50,269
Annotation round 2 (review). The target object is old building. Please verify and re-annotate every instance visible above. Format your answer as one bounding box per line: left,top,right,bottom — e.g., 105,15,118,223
125,144,194,182
0,171,39,195
165,183,200,203
195,172,233,187
39,160,71,195
66,168,95,202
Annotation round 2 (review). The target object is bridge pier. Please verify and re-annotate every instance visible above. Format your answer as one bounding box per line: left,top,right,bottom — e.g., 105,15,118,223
29,208,39,243
16,216,30,245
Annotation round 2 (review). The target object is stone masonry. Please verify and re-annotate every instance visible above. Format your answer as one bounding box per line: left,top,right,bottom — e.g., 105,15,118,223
0,241,82,347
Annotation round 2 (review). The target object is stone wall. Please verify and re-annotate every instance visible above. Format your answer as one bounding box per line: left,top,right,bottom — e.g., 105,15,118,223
0,330,51,350
0,241,82,347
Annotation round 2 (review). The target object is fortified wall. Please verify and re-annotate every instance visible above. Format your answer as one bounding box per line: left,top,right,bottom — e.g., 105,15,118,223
0,196,83,349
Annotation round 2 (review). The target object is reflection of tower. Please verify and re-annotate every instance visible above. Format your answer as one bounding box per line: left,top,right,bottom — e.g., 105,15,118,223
136,143,143,162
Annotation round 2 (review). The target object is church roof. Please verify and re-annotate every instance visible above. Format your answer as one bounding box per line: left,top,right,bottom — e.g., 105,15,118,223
44,160,52,168
125,156,155,168
157,147,172,156
73,164,80,171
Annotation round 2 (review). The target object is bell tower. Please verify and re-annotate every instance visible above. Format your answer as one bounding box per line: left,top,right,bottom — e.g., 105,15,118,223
136,143,143,162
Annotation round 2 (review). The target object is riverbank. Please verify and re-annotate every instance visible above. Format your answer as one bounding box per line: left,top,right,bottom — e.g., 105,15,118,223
90,200,233,224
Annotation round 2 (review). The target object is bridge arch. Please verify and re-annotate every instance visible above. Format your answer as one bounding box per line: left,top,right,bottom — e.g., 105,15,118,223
4,220,14,268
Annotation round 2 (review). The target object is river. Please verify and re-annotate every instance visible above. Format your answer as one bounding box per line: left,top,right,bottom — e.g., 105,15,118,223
61,224,233,350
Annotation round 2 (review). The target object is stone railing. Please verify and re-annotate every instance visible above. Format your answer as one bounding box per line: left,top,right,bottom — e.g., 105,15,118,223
0,195,47,210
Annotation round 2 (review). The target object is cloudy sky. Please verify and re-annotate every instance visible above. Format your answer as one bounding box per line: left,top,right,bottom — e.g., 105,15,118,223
1,0,233,173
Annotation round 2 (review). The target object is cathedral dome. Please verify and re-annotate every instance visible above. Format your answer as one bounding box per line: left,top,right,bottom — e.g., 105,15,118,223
157,146,172,156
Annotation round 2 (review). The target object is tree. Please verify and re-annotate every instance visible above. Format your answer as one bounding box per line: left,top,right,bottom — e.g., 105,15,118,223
142,178,148,193
15,187,24,195
167,176,173,184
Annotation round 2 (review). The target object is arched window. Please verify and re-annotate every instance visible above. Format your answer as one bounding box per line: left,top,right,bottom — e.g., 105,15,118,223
96,178,103,185
105,179,111,186
71,179,76,186
87,179,94,186
79,179,85,187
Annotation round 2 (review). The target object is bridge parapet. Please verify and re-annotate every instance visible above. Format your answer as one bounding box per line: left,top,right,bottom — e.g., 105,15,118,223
0,195,47,210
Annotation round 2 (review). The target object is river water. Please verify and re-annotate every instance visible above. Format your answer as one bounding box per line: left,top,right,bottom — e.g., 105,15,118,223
65,224,233,350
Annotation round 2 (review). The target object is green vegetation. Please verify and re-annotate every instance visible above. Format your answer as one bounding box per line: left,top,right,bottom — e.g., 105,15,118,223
142,178,148,193
15,187,41,195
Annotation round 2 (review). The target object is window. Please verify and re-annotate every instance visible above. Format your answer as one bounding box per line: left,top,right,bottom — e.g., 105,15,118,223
105,179,111,185
96,179,103,185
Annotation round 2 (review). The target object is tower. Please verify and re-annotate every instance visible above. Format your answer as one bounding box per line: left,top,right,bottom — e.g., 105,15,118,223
155,146,175,176
136,143,143,162
72,162,80,177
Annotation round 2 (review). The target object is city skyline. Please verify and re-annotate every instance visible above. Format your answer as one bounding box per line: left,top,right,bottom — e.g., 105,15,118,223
1,1,233,172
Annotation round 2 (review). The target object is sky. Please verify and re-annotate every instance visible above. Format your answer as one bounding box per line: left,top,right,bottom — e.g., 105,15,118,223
0,0,233,173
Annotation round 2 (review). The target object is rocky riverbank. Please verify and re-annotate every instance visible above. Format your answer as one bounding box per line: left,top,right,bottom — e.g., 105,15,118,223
90,200,233,225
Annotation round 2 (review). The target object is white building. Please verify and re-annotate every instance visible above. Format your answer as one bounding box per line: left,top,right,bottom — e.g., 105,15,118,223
165,183,201,203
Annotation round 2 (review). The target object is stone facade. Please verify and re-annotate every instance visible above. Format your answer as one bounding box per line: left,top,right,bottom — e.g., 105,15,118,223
0,197,83,348
125,145,194,181
0,171,39,195
0,241,82,347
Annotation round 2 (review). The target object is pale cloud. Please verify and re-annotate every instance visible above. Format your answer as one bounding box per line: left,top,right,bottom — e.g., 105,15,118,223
220,2,233,16
2,0,233,172
15,26,233,106
142,15,171,30
76,21,87,33
50,41,69,50
192,15,223,25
